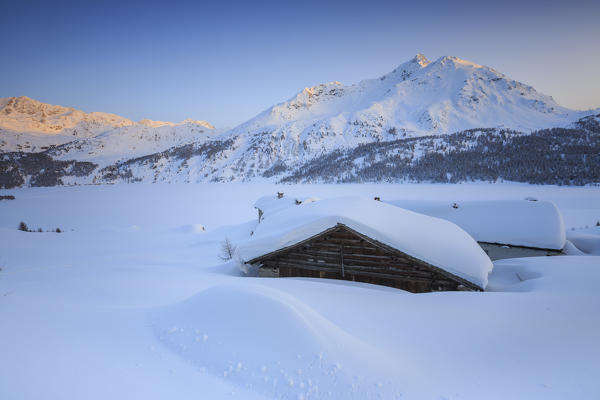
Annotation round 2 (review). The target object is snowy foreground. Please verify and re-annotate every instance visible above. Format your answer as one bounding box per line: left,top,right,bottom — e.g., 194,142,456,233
0,183,599,400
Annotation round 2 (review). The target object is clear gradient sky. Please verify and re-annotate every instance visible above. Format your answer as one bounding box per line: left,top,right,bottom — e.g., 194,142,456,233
2,0,599,127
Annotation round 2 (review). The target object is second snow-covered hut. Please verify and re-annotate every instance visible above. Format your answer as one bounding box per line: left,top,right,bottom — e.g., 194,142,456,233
383,199,566,260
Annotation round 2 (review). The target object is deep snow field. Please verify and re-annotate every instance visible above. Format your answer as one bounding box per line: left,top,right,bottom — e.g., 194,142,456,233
0,183,599,400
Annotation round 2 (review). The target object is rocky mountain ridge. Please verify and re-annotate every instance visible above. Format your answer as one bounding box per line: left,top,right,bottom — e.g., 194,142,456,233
0,96,215,154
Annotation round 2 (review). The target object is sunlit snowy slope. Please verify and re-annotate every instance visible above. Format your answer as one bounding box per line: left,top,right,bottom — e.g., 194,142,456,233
233,53,585,144
0,96,216,157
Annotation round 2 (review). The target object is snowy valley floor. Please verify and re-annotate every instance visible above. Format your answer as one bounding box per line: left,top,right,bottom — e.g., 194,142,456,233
0,183,599,400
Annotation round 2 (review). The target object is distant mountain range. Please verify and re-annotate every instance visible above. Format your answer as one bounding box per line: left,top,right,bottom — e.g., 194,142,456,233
1,54,599,188
0,96,216,154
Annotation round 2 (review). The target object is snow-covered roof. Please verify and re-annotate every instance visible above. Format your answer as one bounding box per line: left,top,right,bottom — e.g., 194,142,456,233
254,194,319,220
238,197,493,289
383,200,566,250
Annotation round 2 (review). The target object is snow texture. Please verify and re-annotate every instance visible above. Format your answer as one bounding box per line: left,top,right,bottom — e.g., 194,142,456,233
1,183,599,400
238,197,493,288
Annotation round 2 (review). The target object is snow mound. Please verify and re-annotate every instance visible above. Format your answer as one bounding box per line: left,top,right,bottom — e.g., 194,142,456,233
173,223,206,234
254,194,320,221
385,199,566,250
151,284,400,399
488,256,600,293
567,227,600,255
239,197,493,288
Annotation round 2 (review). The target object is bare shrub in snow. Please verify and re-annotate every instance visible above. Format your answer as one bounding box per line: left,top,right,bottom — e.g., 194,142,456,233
219,238,237,261
18,221,29,232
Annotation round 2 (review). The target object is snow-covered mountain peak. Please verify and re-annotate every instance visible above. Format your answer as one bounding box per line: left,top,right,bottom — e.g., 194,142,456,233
434,55,482,68
0,96,216,153
412,53,430,67
220,53,594,178
264,81,347,121
138,119,175,128
0,96,135,135
138,119,214,129
385,53,430,79
243,54,583,134
181,119,215,129
297,81,344,102
2,96,59,113
1,96,77,131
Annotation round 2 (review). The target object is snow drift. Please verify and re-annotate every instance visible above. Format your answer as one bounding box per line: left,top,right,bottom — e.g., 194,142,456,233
151,283,403,399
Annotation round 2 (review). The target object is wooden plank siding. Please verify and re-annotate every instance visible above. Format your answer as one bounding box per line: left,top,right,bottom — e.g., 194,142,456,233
248,223,482,293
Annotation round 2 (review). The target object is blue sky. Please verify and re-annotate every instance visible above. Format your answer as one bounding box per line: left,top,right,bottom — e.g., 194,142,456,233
1,0,599,127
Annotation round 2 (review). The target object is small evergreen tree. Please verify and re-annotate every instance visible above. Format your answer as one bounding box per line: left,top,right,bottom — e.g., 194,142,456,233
18,221,28,232
56,228,61,233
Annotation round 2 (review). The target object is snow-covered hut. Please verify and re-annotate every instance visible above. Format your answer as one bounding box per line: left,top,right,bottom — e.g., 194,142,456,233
238,197,493,293
254,193,320,223
384,200,566,260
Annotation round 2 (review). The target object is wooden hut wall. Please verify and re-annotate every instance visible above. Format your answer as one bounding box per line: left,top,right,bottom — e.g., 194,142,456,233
257,225,472,293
